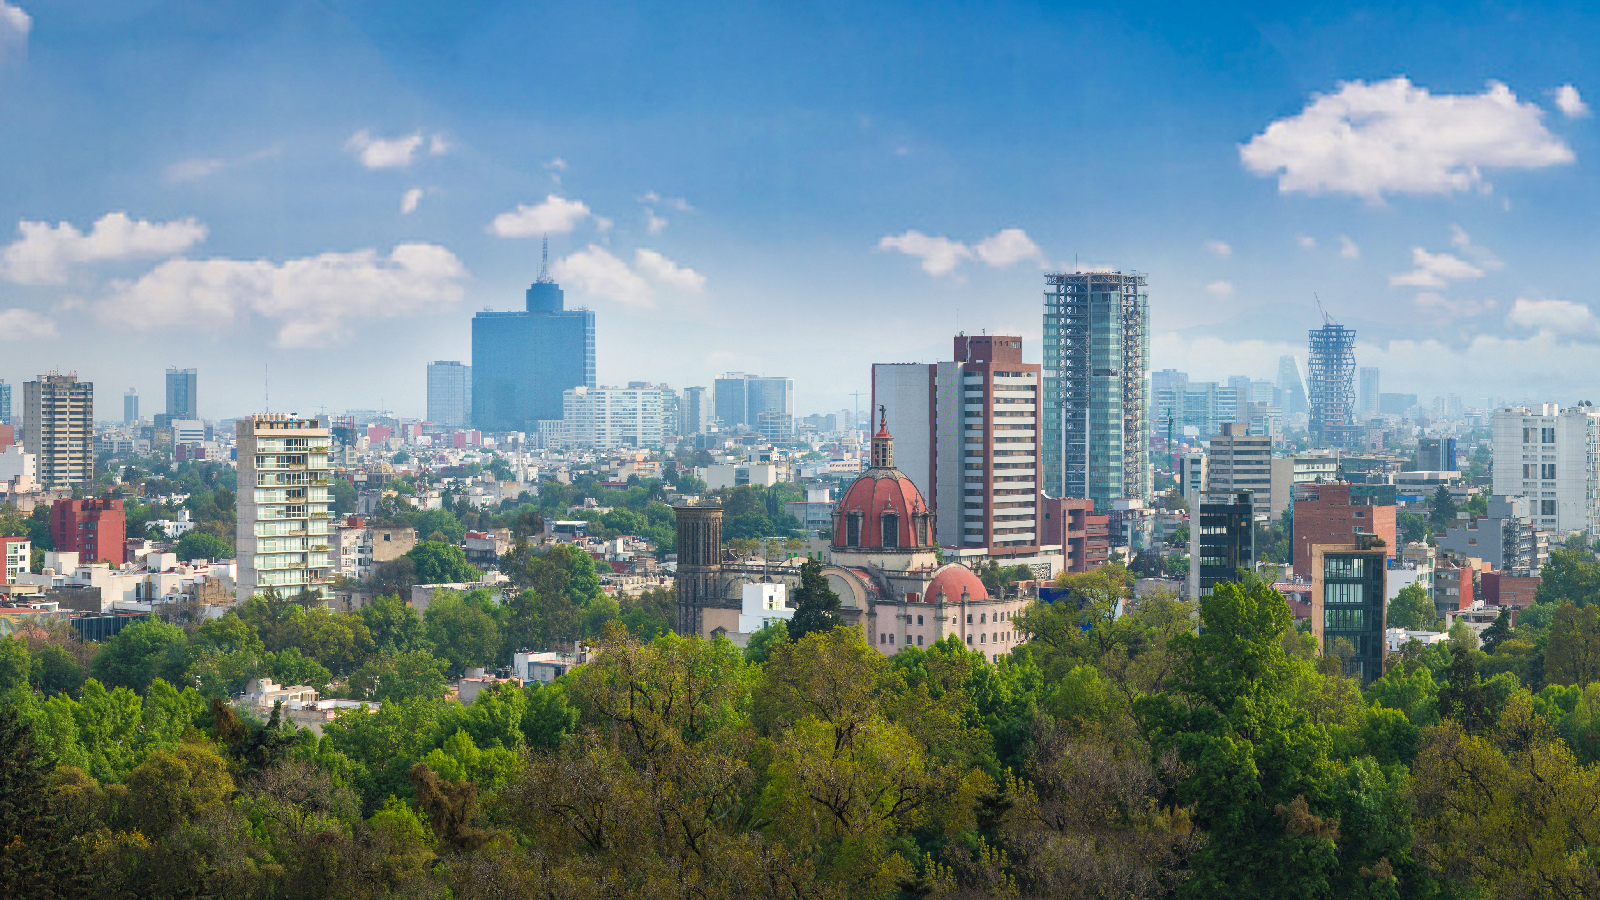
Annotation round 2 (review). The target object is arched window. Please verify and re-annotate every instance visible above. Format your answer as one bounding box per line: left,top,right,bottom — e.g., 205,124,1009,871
881,513,899,548
846,514,861,547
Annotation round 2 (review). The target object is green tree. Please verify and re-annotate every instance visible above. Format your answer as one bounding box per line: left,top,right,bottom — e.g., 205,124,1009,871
330,477,358,517
1386,582,1439,631
349,650,449,702
1535,548,1600,607
1546,600,1600,687
413,509,466,545
0,635,29,694
358,593,432,655
1397,511,1430,545
0,706,83,897
89,618,188,693
1428,485,1459,532
424,593,503,676
786,558,843,641
1480,606,1513,654
744,619,790,664
1436,644,1496,732
173,530,231,561
406,541,480,585
29,644,86,698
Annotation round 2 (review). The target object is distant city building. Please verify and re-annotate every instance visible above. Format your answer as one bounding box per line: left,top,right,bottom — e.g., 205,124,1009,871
713,373,748,427
472,260,596,433
427,361,472,428
1156,381,1238,438
1205,422,1273,510
1417,436,1457,472
1042,271,1150,509
51,498,127,565
562,385,664,449
713,373,794,431
123,388,139,426
1436,495,1548,576
1310,543,1388,684
1189,491,1254,599
1292,482,1397,575
1151,368,1188,401
236,415,334,602
1276,355,1308,417
0,379,10,425
1040,496,1110,573
1491,403,1600,536
874,334,1042,557
1307,322,1357,447
680,386,710,435
166,367,198,420
24,373,94,488
1358,367,1380,417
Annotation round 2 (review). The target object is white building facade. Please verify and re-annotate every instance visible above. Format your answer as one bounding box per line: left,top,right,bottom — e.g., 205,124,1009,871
562,386,664,449
236,415,334,601
1492,404,1600,537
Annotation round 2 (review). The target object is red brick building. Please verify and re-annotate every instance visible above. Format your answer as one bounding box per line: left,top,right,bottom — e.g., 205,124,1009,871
1041,496,1111,573
1292,483,1396,576
1480,572,1540,610
50,498,126,565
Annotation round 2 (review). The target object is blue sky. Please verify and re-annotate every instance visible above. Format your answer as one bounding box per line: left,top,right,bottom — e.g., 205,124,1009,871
2,0,1599,421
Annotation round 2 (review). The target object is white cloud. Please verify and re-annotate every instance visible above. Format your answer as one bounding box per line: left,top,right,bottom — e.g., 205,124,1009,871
1447,224,1503,269
1296,234,1317,249
634,249,704,292
488,195,594,237
544,157,568,172
0,2,29,64
1339,235,1360,259
345,130,447,169
101,242,466,348
0,308,55,341
164,158,225,183
1414,292,1497,319
878,227,1042,276
877,230,972,276
1554,84,1590,119
1240,77,1574,200
1506,297,1598,336
1390,247,1485,288
644,209,668,234
1205,280,1235,297
1,212,208,284
401,188,424,215
552,245,653,308
1204,239,1233,257
973,228,1042,267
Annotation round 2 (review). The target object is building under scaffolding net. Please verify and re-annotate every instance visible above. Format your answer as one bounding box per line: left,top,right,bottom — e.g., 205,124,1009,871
1042,271,1151,510
1307,321,1358,448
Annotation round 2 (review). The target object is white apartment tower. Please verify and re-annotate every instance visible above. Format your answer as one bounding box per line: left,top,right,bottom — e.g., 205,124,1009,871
236,415,334,601
23,373,94,488
1492,404,1600,537
562,386,664,449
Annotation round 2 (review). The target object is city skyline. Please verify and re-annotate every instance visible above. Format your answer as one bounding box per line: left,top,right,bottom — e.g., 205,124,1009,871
4,3,1600,418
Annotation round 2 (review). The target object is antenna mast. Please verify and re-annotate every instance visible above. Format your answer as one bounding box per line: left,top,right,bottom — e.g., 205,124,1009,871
537,234,553,284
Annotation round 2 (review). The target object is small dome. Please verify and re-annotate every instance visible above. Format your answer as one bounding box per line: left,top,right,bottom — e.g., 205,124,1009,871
926,564,988,604
832,409,933,550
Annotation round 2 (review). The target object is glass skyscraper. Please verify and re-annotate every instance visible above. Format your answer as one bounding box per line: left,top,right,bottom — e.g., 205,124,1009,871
1041,271,1150,509
471,273,596,432
426,361,471,427
166,367,197,420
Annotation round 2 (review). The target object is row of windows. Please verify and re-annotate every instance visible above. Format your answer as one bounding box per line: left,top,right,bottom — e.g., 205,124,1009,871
1522,463,1557,479
1523,427,1556,444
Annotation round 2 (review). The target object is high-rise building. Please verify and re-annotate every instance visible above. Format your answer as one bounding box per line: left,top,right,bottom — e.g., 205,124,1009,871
1205,422,1273,508
1042,271,1150,509
123,389,139,426
24,373,94,488
1307,323,1357,447
236,414,334,602
874,334,1042,557
51,498,126,565
712,373,794,432
713,374,748,428
1358,367,1380,418
1151,368,1188,400
1417,436,1457,472
166,367,198,420
680,387,710,435
1379,393,1419,416
1492,404,1600,536
1276,355,1308,417
0,380,11,425
1188,491,1254,599
561,386,665,449
472,261,596,433
426,361,472,427
1310,543,1388,684
1156,381,1239,438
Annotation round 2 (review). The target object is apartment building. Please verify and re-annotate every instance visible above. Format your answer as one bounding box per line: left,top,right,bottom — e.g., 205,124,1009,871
561,385,665,449
236,415,334,602
1491,404,1600,536
23,373,94,488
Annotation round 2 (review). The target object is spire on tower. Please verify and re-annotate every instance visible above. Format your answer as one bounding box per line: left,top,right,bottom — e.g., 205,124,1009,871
537,234,554,284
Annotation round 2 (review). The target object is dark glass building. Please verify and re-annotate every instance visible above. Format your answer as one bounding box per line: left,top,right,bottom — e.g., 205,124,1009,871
1188,490,1254,598
1310,543,1387,684
471,274,596,433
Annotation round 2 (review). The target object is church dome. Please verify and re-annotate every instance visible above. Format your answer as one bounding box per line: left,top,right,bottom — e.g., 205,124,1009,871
833,408,934,550
925,564,989,604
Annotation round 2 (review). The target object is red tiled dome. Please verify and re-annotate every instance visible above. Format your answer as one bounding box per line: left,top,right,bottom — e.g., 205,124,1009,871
925,564,988,604
833,408,934,550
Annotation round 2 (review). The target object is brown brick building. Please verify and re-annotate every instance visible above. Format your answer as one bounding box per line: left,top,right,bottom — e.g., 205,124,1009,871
1041,496,1110,573
1292,483,1395,576
51,497,126,565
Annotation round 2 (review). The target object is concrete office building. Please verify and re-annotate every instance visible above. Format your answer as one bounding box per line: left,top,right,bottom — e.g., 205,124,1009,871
24,373,94,488
1492,404,1600,537
166,367,198,420
1042,271,1150,509
1189,491,1254,599
680,386,710,435
472,263,596,433
123,389,138,426
1310,543,1388,684
713,374,748,428
561,386,664,449
427,361,472,428
873,334,1042,556
1436,495,1548,576
1359,367,1380,417
236,414,334,602
0,535,28,585
1205,423,1273,513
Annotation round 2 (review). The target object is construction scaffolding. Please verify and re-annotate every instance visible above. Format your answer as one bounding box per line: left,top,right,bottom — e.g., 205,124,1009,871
1042,271,1150,508
1307,321,1357,448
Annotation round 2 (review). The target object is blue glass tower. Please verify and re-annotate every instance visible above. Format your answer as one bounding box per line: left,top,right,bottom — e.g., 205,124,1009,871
471,255,596,433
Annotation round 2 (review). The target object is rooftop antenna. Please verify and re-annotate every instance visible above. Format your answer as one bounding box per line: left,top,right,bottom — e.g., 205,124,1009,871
537,233,554,284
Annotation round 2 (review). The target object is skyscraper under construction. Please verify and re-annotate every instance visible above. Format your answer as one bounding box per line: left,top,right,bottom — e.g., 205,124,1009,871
1308,317,1358,448
1042,271,1150,509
